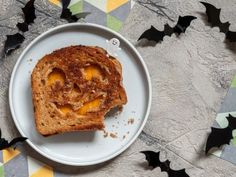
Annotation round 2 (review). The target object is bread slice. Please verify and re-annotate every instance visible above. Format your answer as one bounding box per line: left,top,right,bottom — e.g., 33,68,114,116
31,45,127,136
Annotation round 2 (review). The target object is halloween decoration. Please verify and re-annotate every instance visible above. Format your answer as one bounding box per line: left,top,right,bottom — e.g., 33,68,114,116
4,33,25,55
0,128,27,150
206,114,236,154
141,151,189,177
201,2,236,42
138,16,196,43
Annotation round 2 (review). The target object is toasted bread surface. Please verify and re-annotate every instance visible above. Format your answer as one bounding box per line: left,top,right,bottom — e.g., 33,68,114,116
31,45,127,136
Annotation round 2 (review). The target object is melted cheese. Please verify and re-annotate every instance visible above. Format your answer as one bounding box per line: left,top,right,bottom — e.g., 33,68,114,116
83,65,103,80
77,99,101,115
48,69,65,85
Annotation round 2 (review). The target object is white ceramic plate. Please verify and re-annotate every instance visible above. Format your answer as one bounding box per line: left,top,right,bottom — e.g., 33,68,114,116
9,23,152,166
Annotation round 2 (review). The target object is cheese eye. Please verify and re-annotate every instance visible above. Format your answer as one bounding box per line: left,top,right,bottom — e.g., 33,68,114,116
47,68,66,85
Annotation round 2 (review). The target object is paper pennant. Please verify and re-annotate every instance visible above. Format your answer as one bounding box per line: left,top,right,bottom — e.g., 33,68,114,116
4,152,28,177
27,156,47,176
84,0,106,12
3,148,20,164
107,0,129,13
48,0,133,31
0,165,4,177
107,14,123,31
30,165,53,177
70,0,83,15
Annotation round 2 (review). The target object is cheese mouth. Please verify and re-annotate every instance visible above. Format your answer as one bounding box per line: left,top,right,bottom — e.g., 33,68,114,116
77,98,102,115
55,98,102,116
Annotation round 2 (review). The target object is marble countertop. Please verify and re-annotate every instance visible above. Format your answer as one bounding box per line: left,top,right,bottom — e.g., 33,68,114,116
1,0,236,176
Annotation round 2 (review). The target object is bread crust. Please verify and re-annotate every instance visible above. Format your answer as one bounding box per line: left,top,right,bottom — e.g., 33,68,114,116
31,45,127,136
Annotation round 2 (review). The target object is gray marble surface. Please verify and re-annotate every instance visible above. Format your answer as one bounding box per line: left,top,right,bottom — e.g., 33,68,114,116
1,0,236,176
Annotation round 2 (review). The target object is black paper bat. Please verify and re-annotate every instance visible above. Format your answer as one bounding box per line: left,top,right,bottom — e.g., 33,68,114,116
60,0,90,22
0,129,27,150
141,151,189,177
4,33,25,55
205,114,236,154
17,0,36,32
138,16,196,43
201,2,236,42
60,0,78,22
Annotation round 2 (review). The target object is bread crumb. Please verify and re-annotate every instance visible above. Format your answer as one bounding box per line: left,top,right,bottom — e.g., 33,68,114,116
127,131,130,134
104,132,108,138
123,135,126,139
102,129,108,138
128,118,134,125
27,58,33,63
110,133,117,138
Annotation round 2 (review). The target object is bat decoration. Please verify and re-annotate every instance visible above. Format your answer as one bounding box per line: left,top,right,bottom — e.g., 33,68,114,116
205,114,236,154
60,0,90,22
138,16,196,43
4,0,35,55
0,129,27,150
60,0,77,22
17,0,36,32
141,151,189,177
201,2,236,42
4,33,25,55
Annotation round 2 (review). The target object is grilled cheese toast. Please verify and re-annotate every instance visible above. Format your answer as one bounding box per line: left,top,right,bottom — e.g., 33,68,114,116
31,45,127,136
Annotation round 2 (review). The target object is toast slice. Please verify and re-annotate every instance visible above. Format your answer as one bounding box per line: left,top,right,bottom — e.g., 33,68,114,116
31,45,127,136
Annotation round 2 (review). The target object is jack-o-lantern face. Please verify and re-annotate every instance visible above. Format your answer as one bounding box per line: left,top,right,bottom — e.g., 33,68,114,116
31,45,127,135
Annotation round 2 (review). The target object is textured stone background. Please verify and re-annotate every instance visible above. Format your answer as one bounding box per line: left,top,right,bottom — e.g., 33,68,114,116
1,0,236,176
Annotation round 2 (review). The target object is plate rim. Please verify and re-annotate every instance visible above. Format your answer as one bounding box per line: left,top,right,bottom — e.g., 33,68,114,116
9,23,152,166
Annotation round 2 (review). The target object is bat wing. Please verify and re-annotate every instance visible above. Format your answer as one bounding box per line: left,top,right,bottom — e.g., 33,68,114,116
61,0,70,9
17,22,28,32
8,137,27,148
60,8,78,22
141,151,161,168
200,2,230,33
0,138,9,150
22,0,36,25
169,169,190,177
159,159,190,177
159,159,170,172
226,31,236,42
205,127,232,154
226,114,236,130
174,16,197,35
141,151,190,177
138,26,165,42
4,33,25,55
